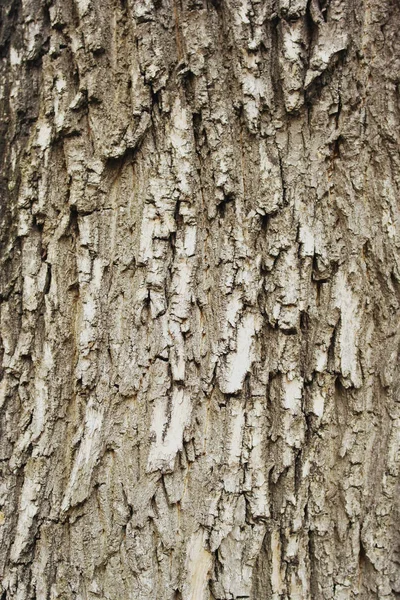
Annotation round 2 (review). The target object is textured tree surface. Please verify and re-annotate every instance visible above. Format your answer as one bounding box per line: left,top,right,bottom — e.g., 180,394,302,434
1,0,400,598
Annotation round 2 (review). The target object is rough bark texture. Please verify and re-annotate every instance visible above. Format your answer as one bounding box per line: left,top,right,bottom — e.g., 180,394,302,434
1,0,400,598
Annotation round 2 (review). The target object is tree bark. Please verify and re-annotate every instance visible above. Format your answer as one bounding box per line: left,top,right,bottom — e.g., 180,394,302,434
1,0,400,598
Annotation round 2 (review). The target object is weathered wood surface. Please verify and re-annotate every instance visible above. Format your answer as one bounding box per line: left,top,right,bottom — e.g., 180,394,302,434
0,0,400,597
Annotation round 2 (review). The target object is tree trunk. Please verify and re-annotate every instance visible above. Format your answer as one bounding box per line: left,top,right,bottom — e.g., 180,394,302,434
1,0,400,598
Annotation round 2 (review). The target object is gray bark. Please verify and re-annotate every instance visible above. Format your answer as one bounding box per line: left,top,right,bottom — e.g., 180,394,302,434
1,0,400,598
